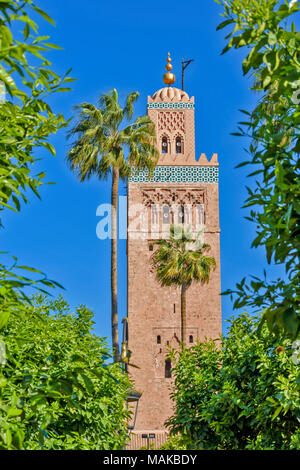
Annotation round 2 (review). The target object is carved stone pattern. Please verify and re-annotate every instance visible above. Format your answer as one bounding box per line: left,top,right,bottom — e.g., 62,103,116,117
158,111,185,133
141,188,206,207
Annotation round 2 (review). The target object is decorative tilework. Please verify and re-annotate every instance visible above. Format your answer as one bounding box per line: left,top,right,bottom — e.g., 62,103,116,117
147,103,194,109
129,166,219,184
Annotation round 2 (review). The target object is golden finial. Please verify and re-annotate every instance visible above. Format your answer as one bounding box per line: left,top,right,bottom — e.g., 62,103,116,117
163,52,176,86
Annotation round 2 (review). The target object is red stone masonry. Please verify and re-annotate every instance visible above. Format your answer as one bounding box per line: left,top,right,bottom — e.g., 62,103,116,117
127,86,222,450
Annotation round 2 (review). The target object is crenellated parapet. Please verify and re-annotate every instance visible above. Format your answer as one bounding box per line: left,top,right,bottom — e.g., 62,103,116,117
198,153,219,166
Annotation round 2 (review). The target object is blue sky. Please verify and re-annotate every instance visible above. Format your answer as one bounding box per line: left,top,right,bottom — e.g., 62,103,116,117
1,0,289,344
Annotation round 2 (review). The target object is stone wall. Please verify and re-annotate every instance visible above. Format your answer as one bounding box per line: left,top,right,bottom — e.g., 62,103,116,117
127,181,221,442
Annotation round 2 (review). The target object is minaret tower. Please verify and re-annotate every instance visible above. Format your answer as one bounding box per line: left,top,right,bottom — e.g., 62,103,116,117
127,53,221,449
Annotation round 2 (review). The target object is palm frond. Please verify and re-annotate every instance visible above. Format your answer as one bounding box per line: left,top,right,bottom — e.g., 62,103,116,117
123,91,139,121
152,225,216,288
67,89,158,183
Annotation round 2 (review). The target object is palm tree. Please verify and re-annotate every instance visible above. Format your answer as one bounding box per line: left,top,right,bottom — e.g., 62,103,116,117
67,89,158,362
152,225,216,345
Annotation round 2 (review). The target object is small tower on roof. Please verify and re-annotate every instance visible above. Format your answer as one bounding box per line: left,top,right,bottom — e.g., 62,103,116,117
147,52,196,166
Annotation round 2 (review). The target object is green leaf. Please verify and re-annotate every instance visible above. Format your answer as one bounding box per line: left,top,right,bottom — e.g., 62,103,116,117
0,376,7,387
54,87,73,92
43,43,63,50
272,406,282,420
0,311,11,329
33,6,55,26
7,408,23,417
283,309,299,336
263,76,272,88
23,23,30,40
80,373,94,393
0,65,16,90
216,19,234,31
41,142,56,156
268,32,277,46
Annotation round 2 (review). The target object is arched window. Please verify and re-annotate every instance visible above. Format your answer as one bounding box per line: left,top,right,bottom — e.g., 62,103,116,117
157,335,161,344
165,359,172,378
162,136,168,154
189,335,194,344
162,205,170,225
176,136,182,154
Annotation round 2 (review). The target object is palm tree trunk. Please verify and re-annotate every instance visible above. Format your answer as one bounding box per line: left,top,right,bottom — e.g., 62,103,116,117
181,282,187,345
111,166,120,362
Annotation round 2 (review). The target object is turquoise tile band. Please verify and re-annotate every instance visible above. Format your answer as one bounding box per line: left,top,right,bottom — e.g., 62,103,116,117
129,166,219,183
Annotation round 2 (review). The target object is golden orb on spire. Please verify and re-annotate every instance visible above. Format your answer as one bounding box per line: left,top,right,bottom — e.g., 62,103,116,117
163,52,175,86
